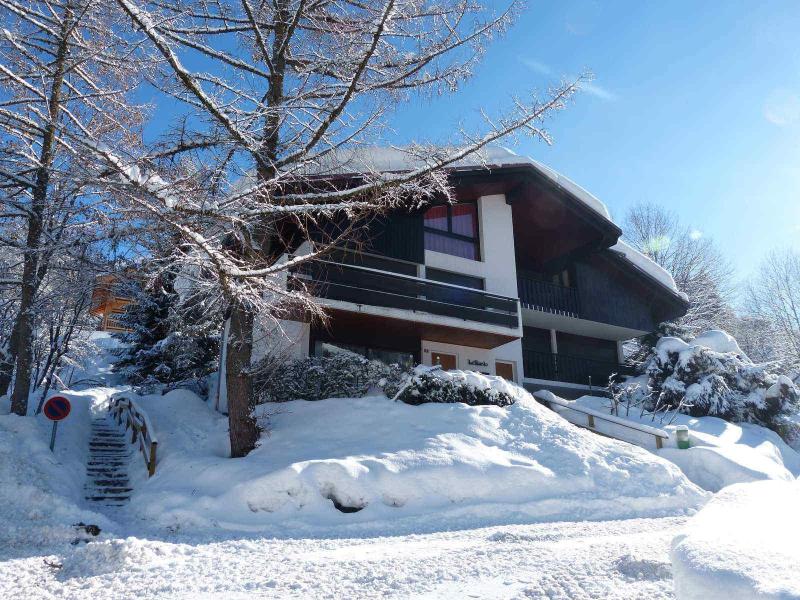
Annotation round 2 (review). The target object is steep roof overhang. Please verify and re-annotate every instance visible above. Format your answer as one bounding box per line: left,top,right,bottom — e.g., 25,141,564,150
449,164,621,271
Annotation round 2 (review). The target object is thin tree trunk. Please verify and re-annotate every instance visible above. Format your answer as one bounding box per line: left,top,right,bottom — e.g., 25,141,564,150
223,0,289,456
225,300,259,457
0,336,16,397
9,5,72,416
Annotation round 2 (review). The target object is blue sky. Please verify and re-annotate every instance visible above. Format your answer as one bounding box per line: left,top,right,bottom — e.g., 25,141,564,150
140,1,800,283
385,1,800,283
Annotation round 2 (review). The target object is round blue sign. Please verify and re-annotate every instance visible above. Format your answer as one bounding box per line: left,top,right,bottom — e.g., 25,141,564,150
43,396,71,421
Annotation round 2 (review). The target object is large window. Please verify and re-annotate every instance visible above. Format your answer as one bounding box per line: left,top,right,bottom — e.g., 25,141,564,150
314,341,415,370
423,202,480,260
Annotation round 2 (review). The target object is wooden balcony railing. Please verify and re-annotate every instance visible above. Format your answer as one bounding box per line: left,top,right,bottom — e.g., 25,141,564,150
291,260,520,329
109,396,158,477
517,275,581,318
522,349,635,387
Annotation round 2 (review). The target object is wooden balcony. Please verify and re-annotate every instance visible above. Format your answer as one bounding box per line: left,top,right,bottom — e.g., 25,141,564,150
522,349,635,387
517,275,581,318
291,260,520,330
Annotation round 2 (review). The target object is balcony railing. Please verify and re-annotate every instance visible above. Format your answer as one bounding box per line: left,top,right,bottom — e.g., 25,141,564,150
522,349,635,387
291,260,519,329
517,275,581,318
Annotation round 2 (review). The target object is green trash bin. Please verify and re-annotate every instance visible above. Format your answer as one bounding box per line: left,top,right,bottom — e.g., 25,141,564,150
675,425,690,449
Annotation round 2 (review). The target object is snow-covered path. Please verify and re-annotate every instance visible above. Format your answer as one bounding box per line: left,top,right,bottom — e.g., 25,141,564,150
2,516,684,599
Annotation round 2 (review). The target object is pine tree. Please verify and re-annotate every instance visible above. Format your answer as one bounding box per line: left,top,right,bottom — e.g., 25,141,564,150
115,274,220,392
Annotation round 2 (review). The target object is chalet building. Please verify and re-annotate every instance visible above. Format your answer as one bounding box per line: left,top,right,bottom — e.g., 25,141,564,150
220,147,688,402
90,274,133,332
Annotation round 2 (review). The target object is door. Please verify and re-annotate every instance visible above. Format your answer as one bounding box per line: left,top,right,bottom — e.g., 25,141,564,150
495,360,515,381
431,352,457,370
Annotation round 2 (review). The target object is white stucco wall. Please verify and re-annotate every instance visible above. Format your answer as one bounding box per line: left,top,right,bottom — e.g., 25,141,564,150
424,194,518,297
420,338,524,383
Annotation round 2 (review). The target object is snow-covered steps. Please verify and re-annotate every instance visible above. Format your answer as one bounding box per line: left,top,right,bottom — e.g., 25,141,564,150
84,418,132,507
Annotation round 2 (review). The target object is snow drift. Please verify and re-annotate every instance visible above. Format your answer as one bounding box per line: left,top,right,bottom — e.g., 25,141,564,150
126,389,708,535
671,480,800,599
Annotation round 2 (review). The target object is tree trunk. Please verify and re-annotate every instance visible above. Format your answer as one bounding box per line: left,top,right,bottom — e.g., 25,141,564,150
225,300,259,457
223,0,289,456
9,4,72,415
0,337,16,397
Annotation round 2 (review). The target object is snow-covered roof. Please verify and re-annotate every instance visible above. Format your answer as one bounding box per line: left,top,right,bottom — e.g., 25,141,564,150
306,146,613,222
611,240,685,300
309,146,682,297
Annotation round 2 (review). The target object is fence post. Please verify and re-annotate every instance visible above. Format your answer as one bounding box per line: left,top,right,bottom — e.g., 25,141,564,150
148,442,157,477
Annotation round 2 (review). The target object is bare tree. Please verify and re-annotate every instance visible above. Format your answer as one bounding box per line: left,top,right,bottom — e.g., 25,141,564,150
744,249,800,371
106,0,586,456
623,201,734,336
0,0,146,413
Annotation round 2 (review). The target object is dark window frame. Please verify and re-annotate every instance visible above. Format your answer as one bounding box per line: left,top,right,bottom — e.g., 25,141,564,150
423,202,481,260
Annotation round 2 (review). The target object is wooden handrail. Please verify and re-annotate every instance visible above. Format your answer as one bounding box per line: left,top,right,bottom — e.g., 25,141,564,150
108,396,159,476
533,390,669,449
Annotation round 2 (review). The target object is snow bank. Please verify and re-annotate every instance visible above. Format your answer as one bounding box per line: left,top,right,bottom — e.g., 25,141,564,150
127,389,707,535
671,480,800,599
0,388,116,554
574,395,800,492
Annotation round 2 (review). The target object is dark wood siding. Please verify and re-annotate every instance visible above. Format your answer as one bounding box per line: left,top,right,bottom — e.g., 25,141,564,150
573,256,657,331
522,326,551,353
367,211,424,263
556,332,618,363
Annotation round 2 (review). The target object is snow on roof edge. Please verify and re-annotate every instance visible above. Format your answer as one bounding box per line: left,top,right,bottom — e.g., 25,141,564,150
611,240,686,298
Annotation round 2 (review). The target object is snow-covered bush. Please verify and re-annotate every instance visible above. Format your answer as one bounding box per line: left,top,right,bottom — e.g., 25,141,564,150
625,329,800,432
394,367,519,407
253,352,409,403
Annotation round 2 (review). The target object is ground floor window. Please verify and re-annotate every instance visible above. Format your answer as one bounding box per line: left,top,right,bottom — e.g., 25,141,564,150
495,360,515,381
313,340,415,370
430,351,457,370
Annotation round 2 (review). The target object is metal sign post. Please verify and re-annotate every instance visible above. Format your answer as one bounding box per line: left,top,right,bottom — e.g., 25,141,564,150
43,396,71,453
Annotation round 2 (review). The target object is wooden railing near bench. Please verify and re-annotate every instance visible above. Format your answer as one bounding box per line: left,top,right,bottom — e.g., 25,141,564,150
108,396,159,476
533,390,670,450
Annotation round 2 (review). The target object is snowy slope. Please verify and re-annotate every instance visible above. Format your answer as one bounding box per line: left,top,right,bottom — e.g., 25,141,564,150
0,388,117,555
574,395,800,492
671,480,800,599
123,389,708,535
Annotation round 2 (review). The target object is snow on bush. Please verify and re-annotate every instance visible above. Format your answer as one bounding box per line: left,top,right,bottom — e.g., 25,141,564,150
126,388,708,535
618,329,800,434
253,351,409,402
254,355,520,407
671,480,800,599
394,366,520,407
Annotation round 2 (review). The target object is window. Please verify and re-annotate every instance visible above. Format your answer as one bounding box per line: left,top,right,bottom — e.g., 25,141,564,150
495,361,515,381
314,341,415,370
423,202,480,260
430,351,457,370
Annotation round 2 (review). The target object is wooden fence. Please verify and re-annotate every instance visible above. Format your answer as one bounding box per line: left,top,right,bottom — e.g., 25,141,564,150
533,390,670,449
108,396,159,476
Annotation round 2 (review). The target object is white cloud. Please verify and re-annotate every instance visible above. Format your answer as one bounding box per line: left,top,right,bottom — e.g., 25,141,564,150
580,82,617,102
690,229,703,240
519,57,617,102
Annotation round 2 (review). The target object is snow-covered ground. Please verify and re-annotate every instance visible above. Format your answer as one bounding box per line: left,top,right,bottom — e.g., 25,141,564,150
5,356,799,599
671,479,800,599
121,389,706,534
1,516,687,599
572,395,800,491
